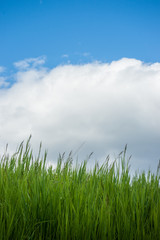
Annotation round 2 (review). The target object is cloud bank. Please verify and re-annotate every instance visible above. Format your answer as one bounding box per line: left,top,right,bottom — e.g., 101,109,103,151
0,58,160,173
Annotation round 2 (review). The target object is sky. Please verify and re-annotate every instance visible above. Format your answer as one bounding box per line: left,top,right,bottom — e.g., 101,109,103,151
0,0,160,174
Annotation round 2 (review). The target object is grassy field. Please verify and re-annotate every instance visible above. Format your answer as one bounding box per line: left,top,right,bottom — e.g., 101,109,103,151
0,137,160,240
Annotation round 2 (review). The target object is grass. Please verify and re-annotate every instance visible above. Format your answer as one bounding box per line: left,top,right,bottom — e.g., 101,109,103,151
0,137,160,240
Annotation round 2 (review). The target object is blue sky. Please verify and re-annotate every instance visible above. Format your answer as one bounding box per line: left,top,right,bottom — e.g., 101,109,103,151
1,0,160,70
0,0,160,173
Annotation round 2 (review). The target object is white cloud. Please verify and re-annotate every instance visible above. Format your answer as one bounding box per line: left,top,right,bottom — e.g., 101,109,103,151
0,58,160,173
0,66,5,73
14,56,46,70
82,52,90,57
0,66,8,87
0,77,9,87
62,54,69,58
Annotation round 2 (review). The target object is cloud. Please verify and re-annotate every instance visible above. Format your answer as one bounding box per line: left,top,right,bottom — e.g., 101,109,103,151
0,58,160,173
0,66,8,88
0,77,9,88
62,54,69,58
14,56,46,70
0,66,5,73
82,52,90,57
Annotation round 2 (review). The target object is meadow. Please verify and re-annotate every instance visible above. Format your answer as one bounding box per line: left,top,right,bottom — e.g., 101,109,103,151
0,137,160,240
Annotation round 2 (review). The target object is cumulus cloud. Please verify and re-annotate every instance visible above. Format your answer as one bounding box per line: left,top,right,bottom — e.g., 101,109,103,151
0,57,160,173
14,56,46,70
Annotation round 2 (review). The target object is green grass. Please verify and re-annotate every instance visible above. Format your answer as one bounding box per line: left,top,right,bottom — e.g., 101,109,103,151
0,137,160,240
